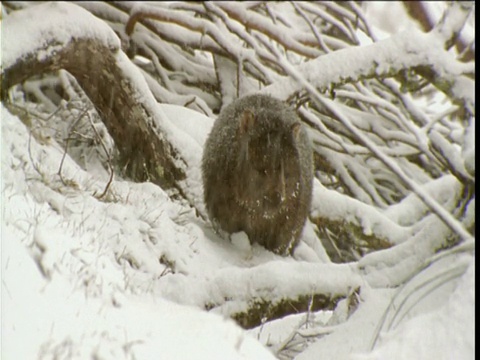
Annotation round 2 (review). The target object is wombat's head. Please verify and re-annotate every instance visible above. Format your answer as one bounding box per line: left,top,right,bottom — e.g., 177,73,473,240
234,108,303,212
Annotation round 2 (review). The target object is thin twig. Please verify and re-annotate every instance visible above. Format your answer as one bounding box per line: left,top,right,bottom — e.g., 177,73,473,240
58,108,89,185
86,112,114,199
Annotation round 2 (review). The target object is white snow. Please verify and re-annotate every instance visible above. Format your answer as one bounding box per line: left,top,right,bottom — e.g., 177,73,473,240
295,287,395,360
3,91,474,358
353,255,474,360
311,179,411,245
1,2,120,70
1,103,277,359
3,226,275,360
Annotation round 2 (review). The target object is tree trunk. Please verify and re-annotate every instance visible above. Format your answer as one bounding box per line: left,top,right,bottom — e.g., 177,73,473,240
2,35,186,195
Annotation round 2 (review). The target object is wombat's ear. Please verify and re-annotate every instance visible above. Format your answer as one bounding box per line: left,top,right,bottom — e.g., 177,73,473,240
239,109,256,135
290,122,302,139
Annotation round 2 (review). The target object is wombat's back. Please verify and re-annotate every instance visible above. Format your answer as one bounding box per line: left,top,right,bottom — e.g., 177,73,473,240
202,94,313,255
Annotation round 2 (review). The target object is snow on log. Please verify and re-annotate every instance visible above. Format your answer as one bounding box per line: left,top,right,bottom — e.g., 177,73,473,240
1,2,192,199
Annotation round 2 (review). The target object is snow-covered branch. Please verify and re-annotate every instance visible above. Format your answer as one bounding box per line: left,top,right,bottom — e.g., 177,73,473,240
203,261,362,328
269,47,473,243
264,21,474,115
311,180,409,248
2,2,195,200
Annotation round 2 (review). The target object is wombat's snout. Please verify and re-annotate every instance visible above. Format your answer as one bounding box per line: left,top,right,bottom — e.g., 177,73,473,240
267,191,285,206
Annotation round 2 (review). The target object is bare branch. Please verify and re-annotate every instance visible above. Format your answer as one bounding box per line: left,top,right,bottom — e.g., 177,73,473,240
2,3,187,194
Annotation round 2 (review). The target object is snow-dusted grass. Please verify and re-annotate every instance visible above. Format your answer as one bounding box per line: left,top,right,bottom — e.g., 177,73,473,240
1,103,278,359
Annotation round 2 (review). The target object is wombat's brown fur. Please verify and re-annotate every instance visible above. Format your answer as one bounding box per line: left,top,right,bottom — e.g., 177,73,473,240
202,94,313,255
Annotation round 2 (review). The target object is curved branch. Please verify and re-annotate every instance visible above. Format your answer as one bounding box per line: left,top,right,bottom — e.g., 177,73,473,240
259,32,474,244
263,23,474,115
311,179,409,247
2,2,187,193
202,261,363,329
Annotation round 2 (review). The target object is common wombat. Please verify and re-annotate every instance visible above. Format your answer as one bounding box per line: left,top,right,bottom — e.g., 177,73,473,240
202,94,313,255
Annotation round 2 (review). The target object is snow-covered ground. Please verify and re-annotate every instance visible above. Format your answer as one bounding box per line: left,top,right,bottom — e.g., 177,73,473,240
1,102,279,359
2,100,474,359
